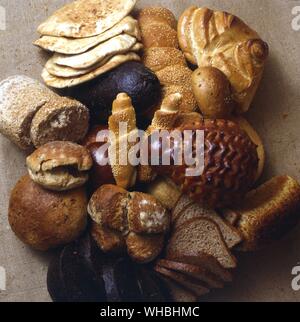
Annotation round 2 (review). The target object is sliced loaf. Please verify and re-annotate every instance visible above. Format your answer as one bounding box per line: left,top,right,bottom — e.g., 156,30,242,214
174,203,242,249
167,218,237,269
154,265,209,298
157,259,223,289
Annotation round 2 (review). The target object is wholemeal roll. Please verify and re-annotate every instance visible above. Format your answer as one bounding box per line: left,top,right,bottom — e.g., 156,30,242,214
26,141,93,191
8,175,87,251
30,96,89,148
0,75,57,149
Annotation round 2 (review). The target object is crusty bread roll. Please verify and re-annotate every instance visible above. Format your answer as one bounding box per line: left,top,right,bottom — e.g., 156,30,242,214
178,6,269,113
234,176,300,251
30,96,89,147
8,175,87,251
0,75,90,149
88,184,170,263
137,7,197,116
26,141,93,191
0,75,56,149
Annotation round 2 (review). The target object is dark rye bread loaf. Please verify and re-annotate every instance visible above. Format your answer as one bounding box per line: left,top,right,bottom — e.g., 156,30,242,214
154,265,209,298
156,259,223,289
173,203,243,249
166,251,232,283
167,218,237,269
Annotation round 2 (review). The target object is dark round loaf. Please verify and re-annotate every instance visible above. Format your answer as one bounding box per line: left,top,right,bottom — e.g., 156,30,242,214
65,61,161,124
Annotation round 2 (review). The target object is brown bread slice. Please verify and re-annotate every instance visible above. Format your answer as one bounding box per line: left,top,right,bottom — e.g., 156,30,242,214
154,265,209,298
174,203,242,249
161,277,197,302
167,218,237,269
171,194,193,223
157,259,224,289
166,250,233,283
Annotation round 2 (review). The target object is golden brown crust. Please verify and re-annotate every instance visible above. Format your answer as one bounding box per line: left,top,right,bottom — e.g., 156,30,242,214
235,176,300,251
8,175,87,251
127,192,170,234
26,141,93,191
178,6,269,113
108,93,138,189
137,7,177,30
126,232,165,264
87,184,129,233
91,221,126,254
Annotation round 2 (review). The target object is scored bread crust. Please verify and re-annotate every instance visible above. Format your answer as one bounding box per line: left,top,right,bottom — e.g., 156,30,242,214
26,141,93,191
167,218,237,269
30,96,89,148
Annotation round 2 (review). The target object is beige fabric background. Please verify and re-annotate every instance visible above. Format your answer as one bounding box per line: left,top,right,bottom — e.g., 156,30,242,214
0,0,299,302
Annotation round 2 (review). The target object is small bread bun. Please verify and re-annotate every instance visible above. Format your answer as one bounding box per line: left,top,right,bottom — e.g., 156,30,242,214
137,7,177,29
235,176,300,251
26,141,93,191
8,175,87,251
30,96,89,148
126,232,165,264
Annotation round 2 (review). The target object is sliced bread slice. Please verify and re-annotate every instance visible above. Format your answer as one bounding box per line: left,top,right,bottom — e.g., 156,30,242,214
173,203,243,249
160,277,197,302
171,194,193,223
166,250,233,283
167,218,237,269
154,265,209,298
157,259,224,289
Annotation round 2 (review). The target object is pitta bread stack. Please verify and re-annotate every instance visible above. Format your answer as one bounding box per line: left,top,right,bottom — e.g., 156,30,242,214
35,0,142,88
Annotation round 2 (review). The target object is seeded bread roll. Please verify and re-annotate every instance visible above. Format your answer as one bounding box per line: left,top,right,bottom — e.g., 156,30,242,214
30,95,89,147
26,141,93,191
137,7,197,116
8,175,87,251
0,75,57,149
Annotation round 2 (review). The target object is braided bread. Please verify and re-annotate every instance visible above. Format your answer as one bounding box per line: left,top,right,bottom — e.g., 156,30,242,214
137,7,198,116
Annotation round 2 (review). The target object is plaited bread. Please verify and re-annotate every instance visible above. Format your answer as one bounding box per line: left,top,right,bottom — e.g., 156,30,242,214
0,75,57,149
26,141,93,191
137,7,197,115
30,96,89,148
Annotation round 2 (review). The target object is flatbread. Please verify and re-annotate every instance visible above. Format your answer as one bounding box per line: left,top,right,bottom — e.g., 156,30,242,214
52,34,137,69
42,52,141,88
37,0,137,38
34,16,141,55
45,43,143,78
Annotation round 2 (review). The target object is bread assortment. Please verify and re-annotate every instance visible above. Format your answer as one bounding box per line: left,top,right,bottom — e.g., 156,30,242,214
0,75,89,150
178,6,269,114
26,141,93,191
1,0,300,304
137,7,198,116
35,0,142,88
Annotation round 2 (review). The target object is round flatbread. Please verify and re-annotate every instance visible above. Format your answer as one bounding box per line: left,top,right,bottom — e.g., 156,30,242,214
37,0,137,38
42,52,141,88
34,16,141,55
52,34,137,69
